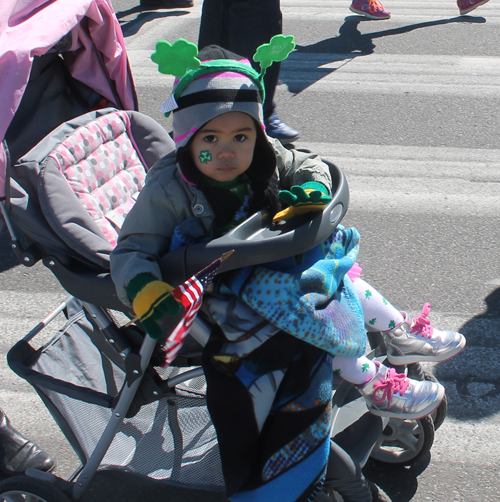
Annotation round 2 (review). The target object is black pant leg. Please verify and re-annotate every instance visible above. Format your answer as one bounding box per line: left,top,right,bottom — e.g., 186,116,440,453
198,0,282,119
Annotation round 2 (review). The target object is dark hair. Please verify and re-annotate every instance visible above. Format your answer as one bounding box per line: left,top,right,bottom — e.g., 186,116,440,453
177,122,281,233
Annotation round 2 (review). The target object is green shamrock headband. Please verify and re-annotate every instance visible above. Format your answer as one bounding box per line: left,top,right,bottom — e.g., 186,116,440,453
151,35,296,116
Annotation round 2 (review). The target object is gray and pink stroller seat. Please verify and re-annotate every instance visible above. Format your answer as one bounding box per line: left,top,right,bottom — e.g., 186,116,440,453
13,107,172,269
6,105,174,309
43,109,151,251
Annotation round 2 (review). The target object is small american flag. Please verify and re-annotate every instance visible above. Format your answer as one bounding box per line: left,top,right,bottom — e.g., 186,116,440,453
162,252,232,365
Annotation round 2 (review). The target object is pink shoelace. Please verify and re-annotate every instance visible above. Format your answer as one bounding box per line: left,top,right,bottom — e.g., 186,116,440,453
372,368,409,408
410,302,434,338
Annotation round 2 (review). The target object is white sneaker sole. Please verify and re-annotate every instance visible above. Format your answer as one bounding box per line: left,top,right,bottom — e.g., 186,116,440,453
349,5,391,19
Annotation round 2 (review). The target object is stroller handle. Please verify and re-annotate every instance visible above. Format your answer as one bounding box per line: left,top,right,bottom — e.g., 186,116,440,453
159,160,349,286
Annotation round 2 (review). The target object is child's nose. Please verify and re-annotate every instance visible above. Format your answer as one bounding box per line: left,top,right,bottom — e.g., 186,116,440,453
218,144,234,158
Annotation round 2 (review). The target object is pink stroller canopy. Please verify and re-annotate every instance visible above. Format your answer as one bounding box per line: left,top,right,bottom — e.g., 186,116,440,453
0,0,137,198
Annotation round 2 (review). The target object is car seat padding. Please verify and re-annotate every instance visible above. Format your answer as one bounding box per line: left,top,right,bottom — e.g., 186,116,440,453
48,110,147,248
36,109,174,269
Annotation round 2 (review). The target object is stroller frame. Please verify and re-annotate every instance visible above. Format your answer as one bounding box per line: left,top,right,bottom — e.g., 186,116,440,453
7,293,225,500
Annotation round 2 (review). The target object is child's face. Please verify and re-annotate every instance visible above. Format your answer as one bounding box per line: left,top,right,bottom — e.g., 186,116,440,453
189,112,257,183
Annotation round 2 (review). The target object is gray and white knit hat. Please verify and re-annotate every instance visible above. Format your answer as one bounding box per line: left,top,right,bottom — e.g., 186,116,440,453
169,46,266,150
152,38,295,151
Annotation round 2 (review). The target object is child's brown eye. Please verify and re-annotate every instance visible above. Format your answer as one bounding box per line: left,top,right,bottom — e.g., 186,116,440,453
205,135,217,143
234,134,246,142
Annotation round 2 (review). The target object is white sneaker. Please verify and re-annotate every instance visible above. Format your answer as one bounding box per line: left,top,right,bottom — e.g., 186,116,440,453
357,362,445,419
383,303,466,365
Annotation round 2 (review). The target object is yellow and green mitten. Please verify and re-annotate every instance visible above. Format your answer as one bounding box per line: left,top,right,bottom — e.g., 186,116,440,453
126,273,181,339
273,182,332,222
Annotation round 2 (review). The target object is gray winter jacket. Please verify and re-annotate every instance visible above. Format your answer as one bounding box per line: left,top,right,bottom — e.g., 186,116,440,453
110,137,332,307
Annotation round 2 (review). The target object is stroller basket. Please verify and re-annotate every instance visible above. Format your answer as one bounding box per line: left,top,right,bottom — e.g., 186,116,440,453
7,298,225,492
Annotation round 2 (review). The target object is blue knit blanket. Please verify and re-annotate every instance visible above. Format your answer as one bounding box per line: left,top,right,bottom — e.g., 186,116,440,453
237,227,366,358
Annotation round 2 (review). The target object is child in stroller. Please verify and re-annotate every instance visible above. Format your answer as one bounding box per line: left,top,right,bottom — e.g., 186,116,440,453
110,38,464,501
0,1,459,497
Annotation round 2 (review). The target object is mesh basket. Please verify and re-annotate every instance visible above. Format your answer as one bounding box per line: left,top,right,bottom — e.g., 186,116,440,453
37,386,224,489
14,300,224,491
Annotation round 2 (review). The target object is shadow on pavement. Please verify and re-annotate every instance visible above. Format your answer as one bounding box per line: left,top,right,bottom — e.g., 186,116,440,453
288,15,486,94
363,452,431,502
115,6,191,37
434,286,500,420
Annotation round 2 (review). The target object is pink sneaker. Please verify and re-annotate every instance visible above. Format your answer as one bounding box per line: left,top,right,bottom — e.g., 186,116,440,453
457,0,490,14
350,0,391,20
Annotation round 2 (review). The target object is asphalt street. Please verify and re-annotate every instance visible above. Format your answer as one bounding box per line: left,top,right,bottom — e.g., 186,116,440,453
1,0,499,500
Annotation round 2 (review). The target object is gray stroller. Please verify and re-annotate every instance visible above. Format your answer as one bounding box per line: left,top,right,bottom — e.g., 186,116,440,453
0,1,445,501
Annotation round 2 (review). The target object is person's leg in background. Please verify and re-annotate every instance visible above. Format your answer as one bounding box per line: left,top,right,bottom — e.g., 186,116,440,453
198,0,225,48
198,0,300,144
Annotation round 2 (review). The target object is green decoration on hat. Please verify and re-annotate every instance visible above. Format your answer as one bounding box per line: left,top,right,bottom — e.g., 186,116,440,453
152,36,295,116
151,39,201,77
253,34,295,73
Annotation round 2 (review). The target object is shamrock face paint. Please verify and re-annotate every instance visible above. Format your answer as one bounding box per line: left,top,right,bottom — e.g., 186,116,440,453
189,112,257,183
199,151,212,163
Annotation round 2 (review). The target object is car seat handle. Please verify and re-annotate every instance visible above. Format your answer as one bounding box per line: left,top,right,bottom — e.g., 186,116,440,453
159,160,349,286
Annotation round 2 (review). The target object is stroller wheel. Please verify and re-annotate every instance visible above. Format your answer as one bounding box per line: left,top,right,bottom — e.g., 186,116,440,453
0,476,72,502
369,415,435,466
430,391,448,431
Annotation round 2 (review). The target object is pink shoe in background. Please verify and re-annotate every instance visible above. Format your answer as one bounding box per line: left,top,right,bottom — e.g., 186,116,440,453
457,0,490,15
350,0,391,20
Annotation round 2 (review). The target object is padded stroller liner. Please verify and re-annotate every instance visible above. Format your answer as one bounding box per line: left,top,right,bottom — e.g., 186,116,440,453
12,108,173,269
8,298,224,491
